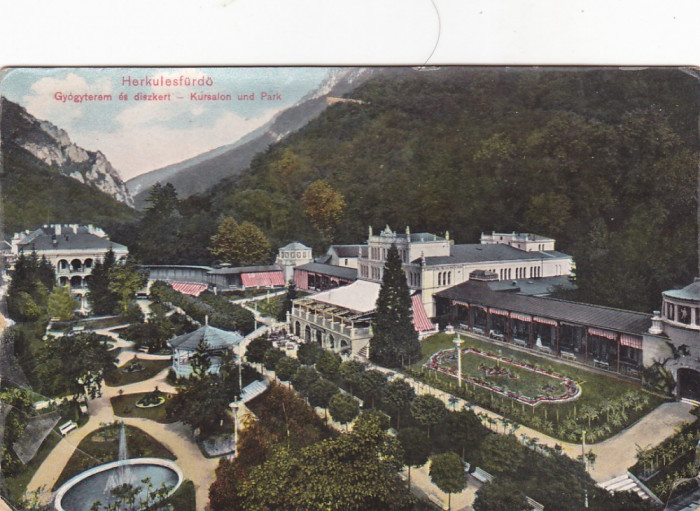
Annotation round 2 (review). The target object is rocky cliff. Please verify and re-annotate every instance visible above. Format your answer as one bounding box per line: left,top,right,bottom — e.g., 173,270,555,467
0,97,133,206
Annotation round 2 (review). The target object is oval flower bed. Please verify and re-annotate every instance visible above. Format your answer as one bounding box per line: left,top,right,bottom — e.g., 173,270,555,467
136,392,166,408
425,347,581,406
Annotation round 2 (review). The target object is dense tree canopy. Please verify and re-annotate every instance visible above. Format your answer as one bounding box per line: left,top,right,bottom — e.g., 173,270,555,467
237,411,413,510
209,216,271,266
38,333,117,399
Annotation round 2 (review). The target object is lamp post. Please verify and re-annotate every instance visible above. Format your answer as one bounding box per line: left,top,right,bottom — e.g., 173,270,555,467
229,402,239,457
454,334,464,388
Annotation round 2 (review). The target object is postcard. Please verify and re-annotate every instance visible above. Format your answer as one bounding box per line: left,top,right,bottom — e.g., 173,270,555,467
0,66,698,511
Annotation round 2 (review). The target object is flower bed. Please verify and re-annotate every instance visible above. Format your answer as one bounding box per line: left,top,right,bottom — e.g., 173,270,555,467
425,347,580,406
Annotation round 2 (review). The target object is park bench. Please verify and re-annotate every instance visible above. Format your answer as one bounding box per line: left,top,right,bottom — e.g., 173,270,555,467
59,420,77,436
594,358,610,369
560,350,577,361
470,467,494,484
513,338,528,347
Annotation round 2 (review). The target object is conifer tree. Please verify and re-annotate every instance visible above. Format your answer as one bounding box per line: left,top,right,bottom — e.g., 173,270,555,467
87,248,119,315
369,244,421,368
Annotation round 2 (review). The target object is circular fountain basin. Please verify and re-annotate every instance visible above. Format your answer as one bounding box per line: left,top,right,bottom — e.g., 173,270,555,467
54,458,183,511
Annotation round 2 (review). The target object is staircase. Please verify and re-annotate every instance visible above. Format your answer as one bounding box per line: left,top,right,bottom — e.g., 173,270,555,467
357,345,369,360
599,473,662,504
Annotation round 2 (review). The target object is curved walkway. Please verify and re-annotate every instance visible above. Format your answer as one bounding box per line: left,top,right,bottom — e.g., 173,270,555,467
27,361,216,509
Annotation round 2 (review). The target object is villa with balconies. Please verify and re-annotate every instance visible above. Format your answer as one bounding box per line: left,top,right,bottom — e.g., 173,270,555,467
9,224,128,311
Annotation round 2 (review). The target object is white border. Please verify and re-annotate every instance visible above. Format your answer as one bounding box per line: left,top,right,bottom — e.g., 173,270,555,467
0,0,698,68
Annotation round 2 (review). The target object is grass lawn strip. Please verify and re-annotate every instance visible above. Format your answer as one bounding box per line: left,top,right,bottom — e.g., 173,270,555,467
104,358,171,386
52,424,176,491
111,392,176,423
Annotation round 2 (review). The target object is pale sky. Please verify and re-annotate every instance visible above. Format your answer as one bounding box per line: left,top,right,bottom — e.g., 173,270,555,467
0,67,333,180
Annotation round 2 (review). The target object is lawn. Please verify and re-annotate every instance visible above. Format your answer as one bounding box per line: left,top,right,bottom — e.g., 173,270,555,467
104,357,171,387
111,392,176,423
411,333,668,443
53,424,176,491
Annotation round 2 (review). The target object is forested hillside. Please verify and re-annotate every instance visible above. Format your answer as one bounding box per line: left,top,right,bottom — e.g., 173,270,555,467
119,67,699,313
1,145,137,236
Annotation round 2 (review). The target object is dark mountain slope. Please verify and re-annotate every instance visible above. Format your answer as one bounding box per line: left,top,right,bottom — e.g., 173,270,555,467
1,99,137,235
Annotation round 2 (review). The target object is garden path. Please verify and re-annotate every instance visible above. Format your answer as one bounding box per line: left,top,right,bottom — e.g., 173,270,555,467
27,366,216,509
371,364,696,484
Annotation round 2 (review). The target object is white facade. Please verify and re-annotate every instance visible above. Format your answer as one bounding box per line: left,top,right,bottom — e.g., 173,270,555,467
357,226,574,317
275,242,313,283
10,224,128,311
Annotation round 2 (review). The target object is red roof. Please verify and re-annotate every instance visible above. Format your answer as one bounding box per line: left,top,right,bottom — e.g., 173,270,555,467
241,271,285,288
170,281,207,297
412,294,435,332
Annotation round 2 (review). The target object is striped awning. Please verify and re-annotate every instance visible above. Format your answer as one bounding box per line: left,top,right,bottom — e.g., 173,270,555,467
489,308,509,317
241,271,285,288
294,269,306,289
534,317,558,326
621,334,643,349
510,312,531,322
588,327,616,340
170,281,207,297
412,295,435,332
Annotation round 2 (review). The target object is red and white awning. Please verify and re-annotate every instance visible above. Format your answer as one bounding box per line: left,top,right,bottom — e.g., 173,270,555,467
170,281,207,297
510,312,532,322
241,271,285,288
620,334,643,349
489,308,509,317
534,317,558,326
588,327,616,340
412,295,436,332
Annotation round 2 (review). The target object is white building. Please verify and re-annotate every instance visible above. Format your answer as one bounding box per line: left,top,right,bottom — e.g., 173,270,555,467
275,242,313,283
10,224,128,311
356,226,574,317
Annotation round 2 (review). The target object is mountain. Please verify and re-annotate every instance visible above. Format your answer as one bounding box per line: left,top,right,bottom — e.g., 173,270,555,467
0,97,133,207
1,97,137,235
126,68,375,208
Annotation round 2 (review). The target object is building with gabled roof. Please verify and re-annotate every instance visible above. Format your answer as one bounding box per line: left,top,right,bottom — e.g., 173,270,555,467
9,224,128,311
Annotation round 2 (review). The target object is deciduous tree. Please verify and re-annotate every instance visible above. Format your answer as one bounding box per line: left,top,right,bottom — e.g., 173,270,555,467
382,378,415,429
302,179,346,241
209,217,271,266
429,452,468,511
328,392,359,429
397,427,430,489
47,285,78,321
410,394,447,438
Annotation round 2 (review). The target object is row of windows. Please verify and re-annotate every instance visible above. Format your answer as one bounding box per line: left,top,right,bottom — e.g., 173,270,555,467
408,271,421,287
437,271,452,287
281,251,310,259
368,246,408,262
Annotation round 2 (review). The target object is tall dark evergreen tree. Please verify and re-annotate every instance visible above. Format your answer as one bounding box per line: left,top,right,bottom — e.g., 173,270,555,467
37,255,56,292
87,248,119,315
370,244,421,368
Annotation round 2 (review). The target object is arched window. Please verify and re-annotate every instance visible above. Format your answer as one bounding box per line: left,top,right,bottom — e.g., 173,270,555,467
316,330,323,344
328,335,335,349
305,325,312,342
295,321,300,337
